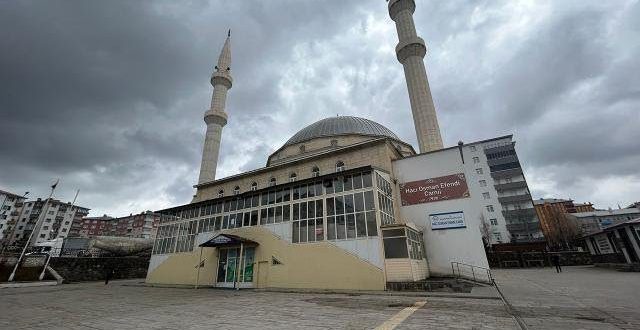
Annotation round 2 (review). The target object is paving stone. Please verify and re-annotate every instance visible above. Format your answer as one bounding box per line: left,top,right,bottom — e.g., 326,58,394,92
1,266,637,329
493,266,640,330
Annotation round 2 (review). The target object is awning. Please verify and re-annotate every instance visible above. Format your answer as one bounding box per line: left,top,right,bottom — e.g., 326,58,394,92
199,234,259,247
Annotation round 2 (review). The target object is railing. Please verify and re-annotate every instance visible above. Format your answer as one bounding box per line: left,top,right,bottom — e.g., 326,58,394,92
451,261,494,284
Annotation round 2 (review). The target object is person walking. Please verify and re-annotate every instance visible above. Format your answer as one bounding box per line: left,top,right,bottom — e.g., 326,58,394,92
551,254,562,273
104,265,114,285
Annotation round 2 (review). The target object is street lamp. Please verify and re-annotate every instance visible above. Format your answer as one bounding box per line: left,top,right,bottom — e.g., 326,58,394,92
9,181,57,282
38,228,56,280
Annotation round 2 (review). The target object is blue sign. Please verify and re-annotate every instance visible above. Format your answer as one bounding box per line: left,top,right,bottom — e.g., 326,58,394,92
429,211,466,230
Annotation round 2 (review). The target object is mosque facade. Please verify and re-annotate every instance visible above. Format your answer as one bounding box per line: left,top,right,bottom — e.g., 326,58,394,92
146,0,542,290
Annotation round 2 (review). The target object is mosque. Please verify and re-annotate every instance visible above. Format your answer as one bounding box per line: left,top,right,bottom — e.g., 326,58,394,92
146,0,540,290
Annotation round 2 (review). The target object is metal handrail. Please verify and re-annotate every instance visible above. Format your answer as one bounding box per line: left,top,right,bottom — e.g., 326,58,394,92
451,261,494,284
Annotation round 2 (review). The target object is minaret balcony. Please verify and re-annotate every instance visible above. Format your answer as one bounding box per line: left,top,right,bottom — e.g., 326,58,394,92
211,72,233,89
388,0,416,20
395,36,427,63
204,110,228,126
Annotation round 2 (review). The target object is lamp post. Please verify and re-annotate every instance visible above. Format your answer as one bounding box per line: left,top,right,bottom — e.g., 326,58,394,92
9,180,58,282
0,191,29,255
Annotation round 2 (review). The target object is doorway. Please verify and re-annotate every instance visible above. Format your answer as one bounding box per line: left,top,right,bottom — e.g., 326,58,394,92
216,246,255,288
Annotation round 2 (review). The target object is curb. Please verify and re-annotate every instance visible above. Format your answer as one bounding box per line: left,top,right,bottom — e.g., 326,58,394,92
0,280,59,288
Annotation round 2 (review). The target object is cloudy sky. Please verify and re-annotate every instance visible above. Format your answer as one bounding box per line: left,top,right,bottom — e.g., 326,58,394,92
1,0,639,216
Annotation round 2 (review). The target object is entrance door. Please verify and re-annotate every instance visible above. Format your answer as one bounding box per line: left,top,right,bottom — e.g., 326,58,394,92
216,247,255,288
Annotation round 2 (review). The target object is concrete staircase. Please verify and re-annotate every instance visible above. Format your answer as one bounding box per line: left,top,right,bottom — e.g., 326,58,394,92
387,277,483,293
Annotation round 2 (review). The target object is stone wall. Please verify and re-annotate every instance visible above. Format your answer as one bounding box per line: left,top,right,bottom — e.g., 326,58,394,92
0,255,54,282
591,253,627,264
49,256,149,282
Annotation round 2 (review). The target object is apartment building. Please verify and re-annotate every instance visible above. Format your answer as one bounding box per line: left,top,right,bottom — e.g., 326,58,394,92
8,198,90,246
72,211,160,239
533,198,595,238
0,189,29,244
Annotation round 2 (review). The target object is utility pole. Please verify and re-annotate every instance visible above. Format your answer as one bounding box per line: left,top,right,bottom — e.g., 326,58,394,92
9,180,58,282
39,189,79,280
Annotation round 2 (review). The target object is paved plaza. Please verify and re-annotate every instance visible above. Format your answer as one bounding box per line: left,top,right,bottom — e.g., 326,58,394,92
0,266,638,329
493,266,640,329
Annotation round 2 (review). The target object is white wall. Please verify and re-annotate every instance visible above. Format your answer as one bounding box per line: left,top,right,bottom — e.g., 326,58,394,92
392,147,490,276
462,140,511,244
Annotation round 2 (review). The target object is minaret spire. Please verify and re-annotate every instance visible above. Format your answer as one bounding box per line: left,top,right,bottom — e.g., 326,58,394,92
197,32,233,185
216,31,231,73
388,0,443,153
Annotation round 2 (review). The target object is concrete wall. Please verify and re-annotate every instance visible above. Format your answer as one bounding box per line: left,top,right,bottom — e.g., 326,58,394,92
146,226,385,290
392,148,490,276
487,251,592,268
384,258,428,282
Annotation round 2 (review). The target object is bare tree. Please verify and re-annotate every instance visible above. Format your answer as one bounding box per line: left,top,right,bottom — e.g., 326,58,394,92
544,208,581,249
479,214,492,248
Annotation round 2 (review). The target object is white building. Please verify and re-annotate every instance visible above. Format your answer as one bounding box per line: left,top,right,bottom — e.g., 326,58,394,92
465,137,543,244
0,189,28,244
9,198,90,246
145,0,541,290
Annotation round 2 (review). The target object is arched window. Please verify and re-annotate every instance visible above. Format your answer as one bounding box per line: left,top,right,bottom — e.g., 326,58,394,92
217,189,224,198
299,145,306,154
312,166,320,178
233,186,240,195
269,177,277,187
289,172,297,182
250,182,258,191
335,161,345,172
330,139,338,147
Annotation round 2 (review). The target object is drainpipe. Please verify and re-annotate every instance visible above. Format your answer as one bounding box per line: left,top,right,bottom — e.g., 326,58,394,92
235,243,244,290
195,246,203,289
457,141,465,164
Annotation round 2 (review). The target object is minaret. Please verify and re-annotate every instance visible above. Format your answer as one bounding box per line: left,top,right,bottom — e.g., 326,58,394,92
388,0,443,153
197,31,232,185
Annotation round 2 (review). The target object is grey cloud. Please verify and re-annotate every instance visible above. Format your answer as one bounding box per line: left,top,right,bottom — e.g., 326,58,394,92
0,0,638,215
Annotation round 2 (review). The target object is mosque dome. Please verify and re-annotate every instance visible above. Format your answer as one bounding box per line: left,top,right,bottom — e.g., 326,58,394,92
283,116,403,147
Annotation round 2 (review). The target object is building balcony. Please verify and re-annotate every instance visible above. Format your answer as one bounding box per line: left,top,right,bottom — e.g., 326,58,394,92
506,221,540,233
484,144,515,155
502,208,536,219
490,168,523,179
494,180,528,192
487,155,519,167
498,193,532,204
506,223,526,232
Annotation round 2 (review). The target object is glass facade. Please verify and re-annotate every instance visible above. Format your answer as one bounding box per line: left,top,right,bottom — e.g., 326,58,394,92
382,226,426,260
376,172,395,225
152,168,394,255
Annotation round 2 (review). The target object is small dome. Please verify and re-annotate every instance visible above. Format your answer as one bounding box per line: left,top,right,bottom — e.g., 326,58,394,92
283,116,402,147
